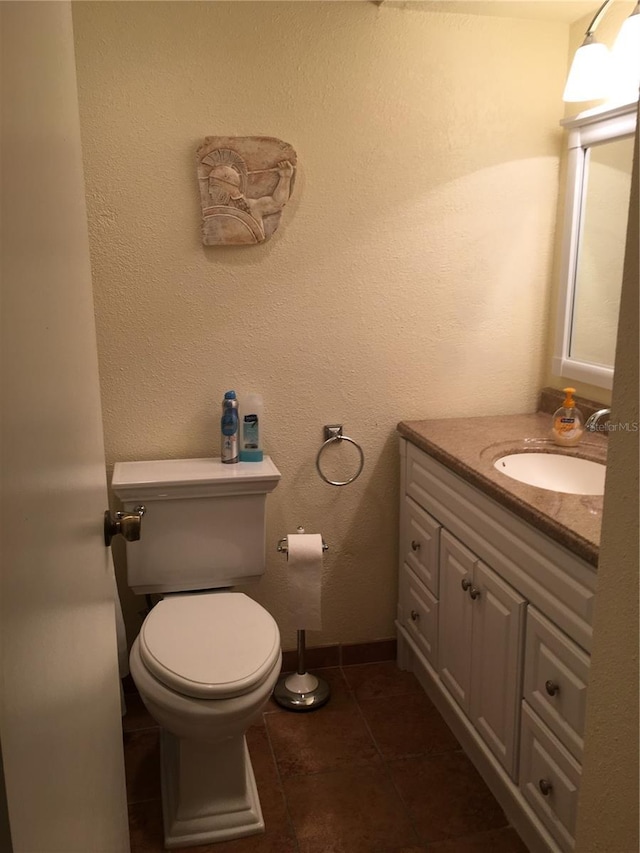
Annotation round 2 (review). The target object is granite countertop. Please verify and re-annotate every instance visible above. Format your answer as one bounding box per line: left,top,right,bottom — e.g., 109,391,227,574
398,413,608,568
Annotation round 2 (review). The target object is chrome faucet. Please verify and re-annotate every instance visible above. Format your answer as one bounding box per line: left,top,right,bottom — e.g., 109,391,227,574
585,408,611,432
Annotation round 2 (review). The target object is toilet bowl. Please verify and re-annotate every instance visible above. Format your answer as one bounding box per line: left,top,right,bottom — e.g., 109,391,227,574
129,591,282,849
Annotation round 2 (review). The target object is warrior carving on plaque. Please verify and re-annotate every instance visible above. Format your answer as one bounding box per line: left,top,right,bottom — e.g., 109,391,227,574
197,138,297,245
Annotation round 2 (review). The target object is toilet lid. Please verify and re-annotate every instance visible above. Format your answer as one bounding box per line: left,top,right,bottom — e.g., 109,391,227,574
138,592,281,699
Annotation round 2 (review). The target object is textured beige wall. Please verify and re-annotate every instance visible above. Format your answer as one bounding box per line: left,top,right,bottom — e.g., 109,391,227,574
73,1,568,649
575,117,639,853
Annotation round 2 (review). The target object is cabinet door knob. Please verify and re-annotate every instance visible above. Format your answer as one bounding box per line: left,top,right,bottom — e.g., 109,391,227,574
410,610,420,622
469,587,481,600
411,540,421,552
461,578,472,591
545,680,560,697
538,779,553,796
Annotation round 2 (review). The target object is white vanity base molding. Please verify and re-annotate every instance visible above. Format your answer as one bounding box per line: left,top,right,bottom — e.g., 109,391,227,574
397,438,595,853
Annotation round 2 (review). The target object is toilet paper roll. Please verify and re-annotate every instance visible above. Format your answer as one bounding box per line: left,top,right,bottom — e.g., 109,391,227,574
285,532,323,632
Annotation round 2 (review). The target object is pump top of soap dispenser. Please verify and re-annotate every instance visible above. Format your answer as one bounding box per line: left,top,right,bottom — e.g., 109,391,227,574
551,387,584,447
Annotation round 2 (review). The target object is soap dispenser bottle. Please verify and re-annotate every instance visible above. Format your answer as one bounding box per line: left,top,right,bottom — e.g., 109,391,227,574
551,388,584,447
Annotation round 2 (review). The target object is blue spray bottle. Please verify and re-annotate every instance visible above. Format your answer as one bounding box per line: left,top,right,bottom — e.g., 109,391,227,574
221,390,239,463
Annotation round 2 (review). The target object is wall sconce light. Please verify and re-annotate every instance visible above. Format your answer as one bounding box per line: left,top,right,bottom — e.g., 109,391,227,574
563,0,640,103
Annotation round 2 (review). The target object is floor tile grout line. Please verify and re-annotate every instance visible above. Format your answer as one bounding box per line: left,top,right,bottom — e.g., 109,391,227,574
345,664,483,850
380,754,425,848
381,751,513,848
273,760,382,781
349,677,424,849
261,709,302,853
270,664,432,850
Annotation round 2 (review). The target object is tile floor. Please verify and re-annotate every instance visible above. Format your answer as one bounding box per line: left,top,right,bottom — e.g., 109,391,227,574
123,661,529,853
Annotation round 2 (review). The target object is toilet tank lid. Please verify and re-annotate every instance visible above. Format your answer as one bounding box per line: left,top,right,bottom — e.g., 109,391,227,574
111,456,281,501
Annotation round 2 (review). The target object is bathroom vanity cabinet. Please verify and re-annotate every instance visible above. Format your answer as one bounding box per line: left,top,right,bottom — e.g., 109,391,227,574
396,436,597,853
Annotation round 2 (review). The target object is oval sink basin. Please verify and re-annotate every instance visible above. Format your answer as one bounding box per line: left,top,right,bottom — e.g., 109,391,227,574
494,452,605,495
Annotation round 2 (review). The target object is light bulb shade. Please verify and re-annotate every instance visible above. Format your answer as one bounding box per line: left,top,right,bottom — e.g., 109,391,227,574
563,40,613,102
611,10,640,102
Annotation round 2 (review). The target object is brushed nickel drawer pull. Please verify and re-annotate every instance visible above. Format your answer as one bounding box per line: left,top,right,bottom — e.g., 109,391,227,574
538,779,553,796
545,680,560,697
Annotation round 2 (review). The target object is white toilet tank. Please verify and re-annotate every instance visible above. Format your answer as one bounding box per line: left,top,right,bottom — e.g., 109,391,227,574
111,457,281,594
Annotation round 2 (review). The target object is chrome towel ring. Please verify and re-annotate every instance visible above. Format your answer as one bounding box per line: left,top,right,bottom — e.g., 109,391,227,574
315,424,364,487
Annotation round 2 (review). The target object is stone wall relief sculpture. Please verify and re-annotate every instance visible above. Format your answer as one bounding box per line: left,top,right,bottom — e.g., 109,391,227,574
196,136,297,245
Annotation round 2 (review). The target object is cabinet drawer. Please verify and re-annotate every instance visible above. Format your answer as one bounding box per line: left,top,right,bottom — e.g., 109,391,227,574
524,608,589,762
402,496,440,596
520,703,581,853
399,563,438,669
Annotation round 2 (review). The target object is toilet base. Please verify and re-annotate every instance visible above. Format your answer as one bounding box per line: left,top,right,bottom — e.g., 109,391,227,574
160,729,264,849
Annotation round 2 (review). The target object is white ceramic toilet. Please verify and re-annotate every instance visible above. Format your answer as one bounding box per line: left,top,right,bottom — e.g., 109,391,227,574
111,457,282,849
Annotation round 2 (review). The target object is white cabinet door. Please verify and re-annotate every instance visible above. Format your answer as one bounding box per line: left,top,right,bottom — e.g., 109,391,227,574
470,561,526,780
439,532,526,779
438,531,474,713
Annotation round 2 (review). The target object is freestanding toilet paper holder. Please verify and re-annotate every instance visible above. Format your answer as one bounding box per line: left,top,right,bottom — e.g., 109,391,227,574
274,527,330,711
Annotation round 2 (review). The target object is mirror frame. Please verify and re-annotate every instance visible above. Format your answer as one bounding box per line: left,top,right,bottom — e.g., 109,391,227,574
553,101,637,391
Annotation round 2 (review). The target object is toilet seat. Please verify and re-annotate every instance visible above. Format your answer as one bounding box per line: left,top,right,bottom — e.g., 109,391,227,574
138,592,280,700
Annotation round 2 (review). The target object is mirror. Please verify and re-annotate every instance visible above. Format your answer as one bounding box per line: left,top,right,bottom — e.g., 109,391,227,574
553,102,636,390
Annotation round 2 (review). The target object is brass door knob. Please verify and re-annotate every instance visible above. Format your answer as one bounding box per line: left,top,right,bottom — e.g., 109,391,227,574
104,505,146,547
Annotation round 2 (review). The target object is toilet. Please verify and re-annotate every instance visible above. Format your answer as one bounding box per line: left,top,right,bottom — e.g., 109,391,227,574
111,456,282,849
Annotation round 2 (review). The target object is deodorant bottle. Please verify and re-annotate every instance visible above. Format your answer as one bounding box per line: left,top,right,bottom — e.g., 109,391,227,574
221,390,239,463
240,392,264,462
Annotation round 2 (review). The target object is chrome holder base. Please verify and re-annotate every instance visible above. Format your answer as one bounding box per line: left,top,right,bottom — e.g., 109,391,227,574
272,629,331,712
273,671,331,711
